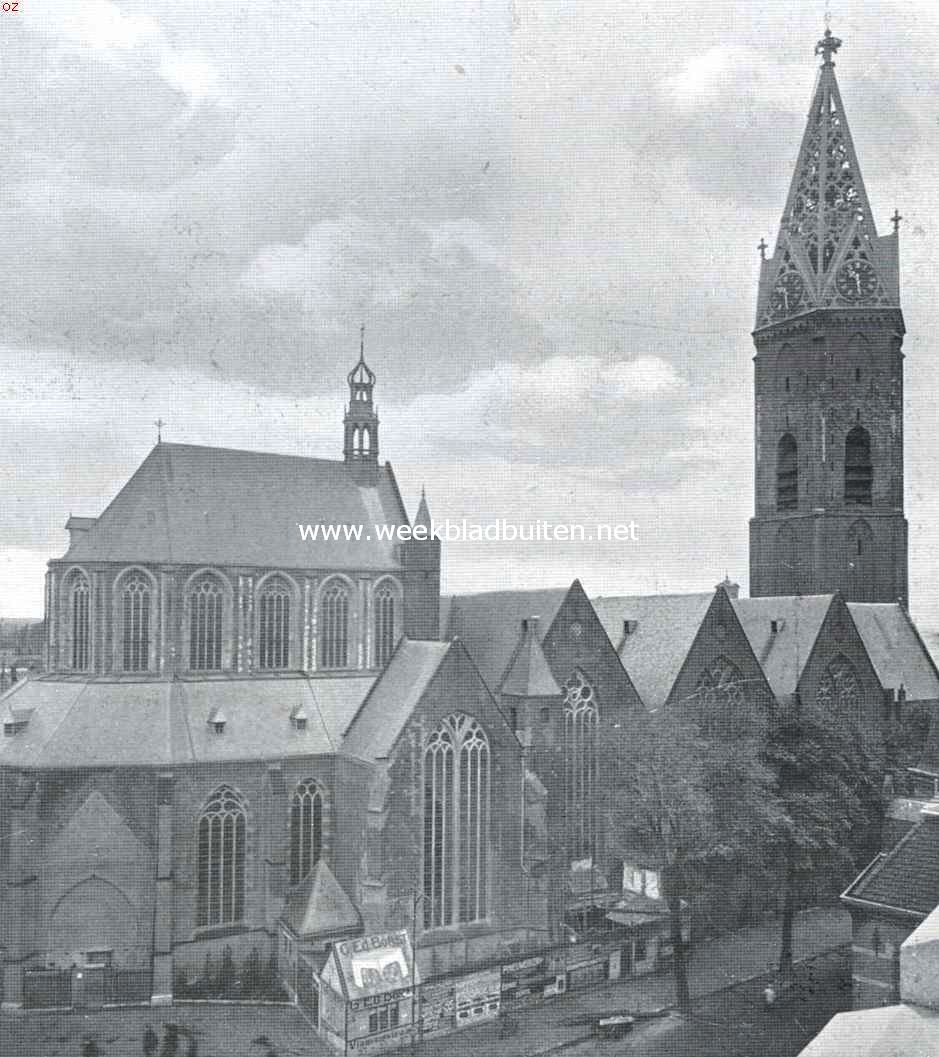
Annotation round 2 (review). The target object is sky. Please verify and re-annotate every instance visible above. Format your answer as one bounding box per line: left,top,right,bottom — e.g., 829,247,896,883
3,0,939,627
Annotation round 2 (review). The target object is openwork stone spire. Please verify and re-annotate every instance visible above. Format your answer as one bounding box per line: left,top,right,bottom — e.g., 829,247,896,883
755,30,900,329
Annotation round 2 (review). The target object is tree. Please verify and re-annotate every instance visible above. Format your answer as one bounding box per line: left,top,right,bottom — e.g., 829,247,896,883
602,705,780,1013
762,698,884,982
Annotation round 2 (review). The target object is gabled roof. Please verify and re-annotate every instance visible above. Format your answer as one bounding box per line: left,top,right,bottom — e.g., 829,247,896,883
843,807,939,918
341,639,452,761
591,593,713,710
282,859,362,940
59,442,408,569
0,673,374,768
848,603,939,703
443,588,569,692
731,595,834,699
501,620,561,697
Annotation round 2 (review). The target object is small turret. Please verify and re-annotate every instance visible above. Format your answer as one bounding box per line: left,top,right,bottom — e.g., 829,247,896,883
343,324,380,483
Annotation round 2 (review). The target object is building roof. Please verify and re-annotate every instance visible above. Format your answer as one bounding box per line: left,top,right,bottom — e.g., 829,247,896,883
341,639,452,761
501,620,561,697
59,442,408,570
730,595,833,699
798,1004,939,1057
282,859,362,940
591,593,713,710
848,603,939,703
443,589,569,692
843,807,939,918
0,673,374,768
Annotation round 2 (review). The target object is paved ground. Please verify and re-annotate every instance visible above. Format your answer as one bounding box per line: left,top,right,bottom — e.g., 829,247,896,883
0,907,851,1057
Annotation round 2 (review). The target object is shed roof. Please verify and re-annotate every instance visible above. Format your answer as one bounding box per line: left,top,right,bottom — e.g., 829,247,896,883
0,673,373,768
59,442,408,570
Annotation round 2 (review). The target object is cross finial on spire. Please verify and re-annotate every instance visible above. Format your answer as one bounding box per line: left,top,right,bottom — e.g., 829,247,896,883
758,238,768,261
359,322,365,362
815,27,842,65
155,418,165,444
891,208,903,233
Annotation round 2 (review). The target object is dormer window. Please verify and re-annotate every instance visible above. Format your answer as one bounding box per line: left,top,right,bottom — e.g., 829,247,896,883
3,708,33,736
290,705,309,732
207,707,227,735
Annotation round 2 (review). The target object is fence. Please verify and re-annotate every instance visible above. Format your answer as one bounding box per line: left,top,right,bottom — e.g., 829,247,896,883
23,969,71,1010
20,967,152,1011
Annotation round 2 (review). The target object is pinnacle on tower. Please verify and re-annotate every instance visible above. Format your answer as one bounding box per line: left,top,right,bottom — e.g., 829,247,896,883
414,487,432,531
754,28,900,329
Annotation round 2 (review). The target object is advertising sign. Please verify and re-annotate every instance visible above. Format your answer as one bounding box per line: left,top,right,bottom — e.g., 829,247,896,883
454,968,500,1024
334,930,416,1004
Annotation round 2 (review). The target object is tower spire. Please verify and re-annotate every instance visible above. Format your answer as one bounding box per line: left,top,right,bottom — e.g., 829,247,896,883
755,28,900,329
343,325,379,479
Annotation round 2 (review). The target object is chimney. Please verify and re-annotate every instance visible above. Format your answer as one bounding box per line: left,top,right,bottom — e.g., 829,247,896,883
65,516,97,547
622,619,638,638
521,616,540,636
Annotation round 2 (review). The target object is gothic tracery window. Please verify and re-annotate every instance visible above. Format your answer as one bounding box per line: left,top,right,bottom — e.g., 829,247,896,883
423,714,490,928
258,576,291,670
319,580,350,669
289,779,324,886
817,654,862,723
374,581,396,667
563,670,599,862
120,572,151,672
694,656,746,737
189,575,224,671
196,785,247,927
777,433,798,511
68,571,90,672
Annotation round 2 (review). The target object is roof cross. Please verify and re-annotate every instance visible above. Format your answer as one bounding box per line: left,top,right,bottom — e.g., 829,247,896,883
758,238,768,261
155,418,165,444
815,27,842,66
891,209,903,233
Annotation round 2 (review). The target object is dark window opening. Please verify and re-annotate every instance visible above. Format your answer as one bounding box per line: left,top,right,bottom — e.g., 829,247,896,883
855,367,862,382
776,433,798,512
845,426,873,506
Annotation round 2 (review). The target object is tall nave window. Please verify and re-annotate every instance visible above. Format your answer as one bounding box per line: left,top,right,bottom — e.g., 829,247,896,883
374,581,396,667
563,670,599,862
319,580,350,669
189,576,223,671
289,779,324,885
423,714,490,928
258,577,291,670
68,572,90,672
121,573,151,672
196,785,247,927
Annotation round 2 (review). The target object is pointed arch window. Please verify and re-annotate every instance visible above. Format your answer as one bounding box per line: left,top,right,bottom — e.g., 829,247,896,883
258,577,291,670
196,786,246,927
289,779,324,886
68,572,90,672
816,654,861,723
563,670,599,862
423,714,490,928
319,580,350,669
845,426,872,506
694,656,746,737
189,576,224,671
120,573,151,672
374,581,396,668
777,433,798,511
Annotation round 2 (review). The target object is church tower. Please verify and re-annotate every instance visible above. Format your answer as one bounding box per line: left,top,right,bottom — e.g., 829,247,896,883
344,324,380,483
749,29,908,605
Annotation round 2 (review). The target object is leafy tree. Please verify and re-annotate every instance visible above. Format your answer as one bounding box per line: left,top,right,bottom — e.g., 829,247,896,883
601,705,780,1013
762,698,885,981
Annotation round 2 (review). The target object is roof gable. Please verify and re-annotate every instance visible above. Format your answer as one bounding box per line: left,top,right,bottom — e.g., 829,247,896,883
592,592,713,710
61,443,409,570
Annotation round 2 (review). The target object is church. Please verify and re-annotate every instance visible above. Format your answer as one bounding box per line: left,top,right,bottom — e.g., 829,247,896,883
1,24,937,1051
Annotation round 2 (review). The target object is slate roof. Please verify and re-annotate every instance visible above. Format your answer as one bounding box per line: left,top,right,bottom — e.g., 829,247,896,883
443,589,569,692
341,639,452,761
731,595,834,699
591,593,713,710
843,807,939,917
848,603,939,702
282,859,362,939
0,673,374,768
59,442,408,569
501,621,561,697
